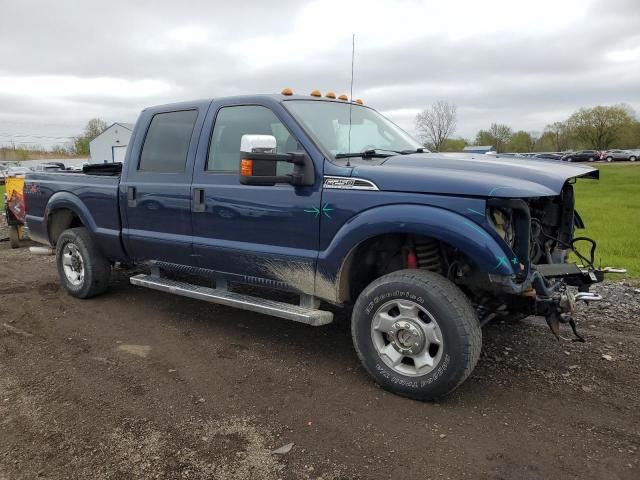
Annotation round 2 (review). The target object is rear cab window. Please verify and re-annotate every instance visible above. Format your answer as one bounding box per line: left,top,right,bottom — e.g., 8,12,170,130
139,110,198,172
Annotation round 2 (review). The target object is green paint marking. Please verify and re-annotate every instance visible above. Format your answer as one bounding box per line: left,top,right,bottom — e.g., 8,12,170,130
321,204,334,218
511,256,519,265
494,255,509,270
304,203,334,219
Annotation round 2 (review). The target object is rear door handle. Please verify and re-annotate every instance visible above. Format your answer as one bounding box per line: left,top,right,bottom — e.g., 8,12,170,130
192,188,205,212
127,186,136,207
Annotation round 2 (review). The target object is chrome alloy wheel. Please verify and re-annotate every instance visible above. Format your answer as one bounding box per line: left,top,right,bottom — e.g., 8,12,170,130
370,299,444,376
62,243,85,286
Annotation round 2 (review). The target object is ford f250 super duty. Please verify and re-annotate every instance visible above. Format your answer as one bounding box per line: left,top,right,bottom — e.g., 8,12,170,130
24,89,624,400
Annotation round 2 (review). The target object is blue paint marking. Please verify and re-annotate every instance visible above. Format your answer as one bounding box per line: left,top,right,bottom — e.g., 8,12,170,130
466,207,485,216
488,186,512,196
489,185,552,197
463,220,493,240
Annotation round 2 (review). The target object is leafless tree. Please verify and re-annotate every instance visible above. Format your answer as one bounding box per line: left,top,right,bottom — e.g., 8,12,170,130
415,101,457,151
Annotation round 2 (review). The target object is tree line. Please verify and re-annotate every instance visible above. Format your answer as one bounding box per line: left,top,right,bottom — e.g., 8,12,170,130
416,102,640,153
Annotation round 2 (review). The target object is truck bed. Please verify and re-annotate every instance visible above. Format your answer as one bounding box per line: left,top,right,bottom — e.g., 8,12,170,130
24,171,123,258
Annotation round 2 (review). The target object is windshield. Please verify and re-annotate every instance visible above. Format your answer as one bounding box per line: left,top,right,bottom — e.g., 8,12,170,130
285,100,421,159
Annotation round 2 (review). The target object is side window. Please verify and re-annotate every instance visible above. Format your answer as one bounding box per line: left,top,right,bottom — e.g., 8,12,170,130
138,110,198,172
207,105,298,174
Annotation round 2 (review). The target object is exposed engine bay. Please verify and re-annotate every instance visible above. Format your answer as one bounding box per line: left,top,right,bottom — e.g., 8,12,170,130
352,180,625,342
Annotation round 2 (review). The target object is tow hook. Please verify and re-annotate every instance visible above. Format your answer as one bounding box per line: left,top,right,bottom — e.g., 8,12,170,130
545,290,602,343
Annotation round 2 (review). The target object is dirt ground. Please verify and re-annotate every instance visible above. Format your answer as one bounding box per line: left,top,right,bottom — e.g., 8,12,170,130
1,227,639,480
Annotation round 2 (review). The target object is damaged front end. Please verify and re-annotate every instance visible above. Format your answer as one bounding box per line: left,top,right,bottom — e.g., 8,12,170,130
466,179,625,341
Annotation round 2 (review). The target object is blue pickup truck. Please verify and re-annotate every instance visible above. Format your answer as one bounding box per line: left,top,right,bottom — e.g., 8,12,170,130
24,90,621,400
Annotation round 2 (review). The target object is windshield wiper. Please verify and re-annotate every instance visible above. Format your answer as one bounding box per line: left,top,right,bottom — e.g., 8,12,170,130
335,148,427,159
335,149,394,159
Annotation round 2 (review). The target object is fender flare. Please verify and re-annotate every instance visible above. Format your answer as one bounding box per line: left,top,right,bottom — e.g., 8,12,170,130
45,191,99,242
318,204,515,301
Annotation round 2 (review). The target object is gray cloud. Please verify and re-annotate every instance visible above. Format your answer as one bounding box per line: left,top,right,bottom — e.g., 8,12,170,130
0,0,638,146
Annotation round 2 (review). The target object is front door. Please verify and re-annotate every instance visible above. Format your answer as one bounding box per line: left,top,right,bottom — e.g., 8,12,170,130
190,102,323,292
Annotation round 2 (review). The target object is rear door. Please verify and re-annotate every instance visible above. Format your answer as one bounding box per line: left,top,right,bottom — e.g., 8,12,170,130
120,103,208,265
190,99,323,289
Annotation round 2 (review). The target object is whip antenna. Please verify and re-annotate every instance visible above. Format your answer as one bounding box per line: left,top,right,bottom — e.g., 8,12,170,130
347,33,355,166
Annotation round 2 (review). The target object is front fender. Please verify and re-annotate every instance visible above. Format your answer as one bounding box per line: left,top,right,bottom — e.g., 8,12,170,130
317,204,516,300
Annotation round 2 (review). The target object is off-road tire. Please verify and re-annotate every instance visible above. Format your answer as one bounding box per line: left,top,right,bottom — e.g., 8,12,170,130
351,269,482,400
56,227,111,298
9,225,20,249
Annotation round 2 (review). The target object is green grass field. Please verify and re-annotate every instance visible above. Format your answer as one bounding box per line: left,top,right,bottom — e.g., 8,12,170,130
1,165,638,278
573,163,640,279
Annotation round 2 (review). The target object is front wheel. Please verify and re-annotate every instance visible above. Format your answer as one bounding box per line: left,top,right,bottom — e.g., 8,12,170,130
606,156,613,162
630,156,637,162
351,270,481,400
56,227,111,298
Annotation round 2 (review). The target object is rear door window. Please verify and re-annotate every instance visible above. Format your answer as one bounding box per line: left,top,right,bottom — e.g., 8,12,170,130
139,110,198,172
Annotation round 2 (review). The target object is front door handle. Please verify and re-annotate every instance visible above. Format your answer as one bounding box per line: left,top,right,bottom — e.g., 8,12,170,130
127,186,136,207
193,188,205,212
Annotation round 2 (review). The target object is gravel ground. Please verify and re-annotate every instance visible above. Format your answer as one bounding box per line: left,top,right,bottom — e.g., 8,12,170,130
1,224,639,479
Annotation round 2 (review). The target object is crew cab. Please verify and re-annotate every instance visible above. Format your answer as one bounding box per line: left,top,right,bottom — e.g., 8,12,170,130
24,90,623,400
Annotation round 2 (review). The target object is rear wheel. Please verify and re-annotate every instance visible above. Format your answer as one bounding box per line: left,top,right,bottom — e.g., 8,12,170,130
588,157,595,162
630,156,637,162
9,225,20,249
606,156,613,162
56,227,111,298
566,157,573,162
351,270,481,400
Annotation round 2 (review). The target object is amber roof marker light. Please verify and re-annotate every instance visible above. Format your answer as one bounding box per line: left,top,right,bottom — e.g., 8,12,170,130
355,98,363,104
281,87,293,96
325,91,336,99
338,94,349,101
310,89,322,97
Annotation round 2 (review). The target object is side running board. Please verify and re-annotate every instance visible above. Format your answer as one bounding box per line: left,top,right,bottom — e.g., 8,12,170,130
130,274,333,326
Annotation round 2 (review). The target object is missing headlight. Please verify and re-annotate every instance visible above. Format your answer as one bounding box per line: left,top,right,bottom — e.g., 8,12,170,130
489,208,514,247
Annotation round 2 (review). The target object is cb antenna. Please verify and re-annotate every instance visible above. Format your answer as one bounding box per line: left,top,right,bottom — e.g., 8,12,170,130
346,33,356,167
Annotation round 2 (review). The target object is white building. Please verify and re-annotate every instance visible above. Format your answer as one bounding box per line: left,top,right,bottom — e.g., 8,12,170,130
89,122,134,164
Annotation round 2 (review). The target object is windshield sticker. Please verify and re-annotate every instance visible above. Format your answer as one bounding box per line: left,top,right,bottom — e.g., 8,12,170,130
304,203,334,219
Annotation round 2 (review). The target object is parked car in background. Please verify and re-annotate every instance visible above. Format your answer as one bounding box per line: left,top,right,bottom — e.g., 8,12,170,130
600,150,637,162
534,153,563,160
34,162,65,172
561,150,599,162
6,166,32,176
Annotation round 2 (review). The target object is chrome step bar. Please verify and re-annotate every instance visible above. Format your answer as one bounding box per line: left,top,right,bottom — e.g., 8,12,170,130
130,274,333,326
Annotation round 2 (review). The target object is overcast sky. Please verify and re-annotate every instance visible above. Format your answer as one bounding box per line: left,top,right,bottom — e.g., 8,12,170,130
1,0,639,148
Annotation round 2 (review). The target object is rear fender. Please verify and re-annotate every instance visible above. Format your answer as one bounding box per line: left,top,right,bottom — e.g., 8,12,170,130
44,191,126,261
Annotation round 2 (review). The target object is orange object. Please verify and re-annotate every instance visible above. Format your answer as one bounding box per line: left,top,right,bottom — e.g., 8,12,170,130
338,94,348,101
325,91,336,99
281,87,293,96
240,159,253,176
355,98,363,104
310,89,322,97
